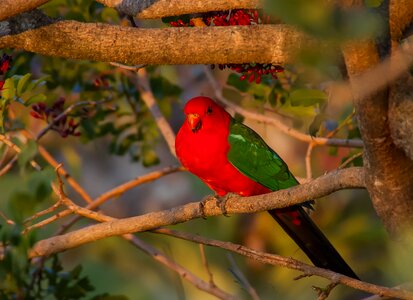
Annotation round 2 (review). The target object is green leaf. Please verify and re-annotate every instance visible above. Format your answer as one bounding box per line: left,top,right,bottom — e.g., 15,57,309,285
222,88,243,104
347,127,361,139
26,93,47,105
101,7,120,22
112,134,136,156
27,167,55,202
16,73,32,97
142,148,159,167
2,78,16,100
248,84,270,101
364,0,384,8
309,113,326,136
289,89,327,107
227,73,249,92
328,147,338,156
149,76,182,100
69,265,83,279
24,75,49,95
0,98,10,132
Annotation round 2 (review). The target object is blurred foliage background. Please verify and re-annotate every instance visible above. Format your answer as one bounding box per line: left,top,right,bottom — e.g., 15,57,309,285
1,0,412,299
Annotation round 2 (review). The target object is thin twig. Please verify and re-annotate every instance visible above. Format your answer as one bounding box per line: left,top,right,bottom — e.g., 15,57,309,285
0,154,18,176
56,165,184,234
313,282,339,300
154,228,413,300
227,253,260,300
135,68,177,157
110,62,146,71
0,144,9,166
0,134,41,170
339,152,363,169
36,143,93,204
36,99,110,141
305,142,315,179
362,282,413,300
23,210,74,233
0,210,14,225
113,60,177,157
324,110,356,139
24,165,184,234
203,67,364,148
51,169,237,300
126,235,238,300
23,200,62,225
199,244,216,287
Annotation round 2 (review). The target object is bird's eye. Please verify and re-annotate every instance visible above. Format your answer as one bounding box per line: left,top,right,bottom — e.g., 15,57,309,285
206,106,213,114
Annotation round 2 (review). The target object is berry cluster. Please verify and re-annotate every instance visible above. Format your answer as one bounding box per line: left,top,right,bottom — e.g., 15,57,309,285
93,76,109,88
169,10,283,83
169,9,270,27
205,9,270,26
0,54,12,91
30,97,81,138
214,63,284,84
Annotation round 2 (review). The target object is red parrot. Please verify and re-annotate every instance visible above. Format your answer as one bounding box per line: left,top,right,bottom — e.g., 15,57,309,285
175,96,358,279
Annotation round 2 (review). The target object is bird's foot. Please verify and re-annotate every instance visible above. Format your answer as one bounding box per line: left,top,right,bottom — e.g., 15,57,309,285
199,195,215,219
215,193,238,217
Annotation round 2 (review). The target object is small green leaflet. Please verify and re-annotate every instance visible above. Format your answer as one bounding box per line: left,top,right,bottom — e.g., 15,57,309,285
289,89,327,107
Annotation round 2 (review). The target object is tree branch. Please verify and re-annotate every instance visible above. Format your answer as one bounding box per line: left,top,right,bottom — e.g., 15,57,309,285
29,167,365,257
49,165,237,300
0,0,261,22
0,19,311,65
135,68,177,157
0,0,50,22
154,228,413,300
112,0,261,19
342,6,413,237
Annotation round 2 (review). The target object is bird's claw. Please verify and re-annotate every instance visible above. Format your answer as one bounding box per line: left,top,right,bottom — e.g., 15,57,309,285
199,193,238,218
215,193,238,217
199,195,214,219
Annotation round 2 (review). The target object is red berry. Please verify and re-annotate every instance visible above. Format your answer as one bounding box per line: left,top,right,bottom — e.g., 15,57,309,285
30,111,43,119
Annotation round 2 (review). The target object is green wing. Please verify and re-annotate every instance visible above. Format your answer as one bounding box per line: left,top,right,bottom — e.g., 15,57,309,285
227,118,298,191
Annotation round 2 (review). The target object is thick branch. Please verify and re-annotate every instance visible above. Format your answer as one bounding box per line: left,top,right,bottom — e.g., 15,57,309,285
0,0,49,21
0,20,311,65
343,26,413,237
111,0,261,19
0,0,260,22
29,167,365,257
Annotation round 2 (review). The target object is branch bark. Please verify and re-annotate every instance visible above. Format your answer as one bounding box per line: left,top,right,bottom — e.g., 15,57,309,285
0,0,50,21
114,0,261,19
0,0,261,22
342,2,413,237
0,16,311,65
29,167,365,257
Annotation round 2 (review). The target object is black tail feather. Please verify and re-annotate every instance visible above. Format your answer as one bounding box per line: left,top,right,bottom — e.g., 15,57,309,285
268,206,359,279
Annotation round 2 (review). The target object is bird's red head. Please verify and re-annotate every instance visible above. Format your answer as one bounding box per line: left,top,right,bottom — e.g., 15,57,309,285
183,97,229,133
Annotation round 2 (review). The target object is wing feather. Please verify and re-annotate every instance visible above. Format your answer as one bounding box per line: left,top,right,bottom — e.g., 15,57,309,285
227,119,298,191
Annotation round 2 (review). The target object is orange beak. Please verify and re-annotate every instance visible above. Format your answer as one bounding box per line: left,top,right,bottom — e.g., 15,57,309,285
187,113,202,132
